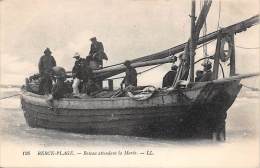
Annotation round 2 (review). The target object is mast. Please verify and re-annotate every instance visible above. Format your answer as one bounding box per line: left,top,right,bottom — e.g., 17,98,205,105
201,0,208,63
179,0,211,81
189,0,196,82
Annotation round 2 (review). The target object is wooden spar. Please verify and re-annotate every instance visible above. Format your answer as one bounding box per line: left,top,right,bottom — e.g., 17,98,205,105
189,0,196,82
229,34,236,76
92,15,259,80
130,15,259,63
194,0,212,40
94,56,176,80
210,72,260,84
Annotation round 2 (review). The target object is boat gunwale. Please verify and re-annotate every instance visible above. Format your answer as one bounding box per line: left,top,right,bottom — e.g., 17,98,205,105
21,82,209,102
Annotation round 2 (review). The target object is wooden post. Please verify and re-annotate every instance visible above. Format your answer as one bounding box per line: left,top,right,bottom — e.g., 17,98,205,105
212,33,222,80
230,34,236,76
108,79,113,91
189,0,196,82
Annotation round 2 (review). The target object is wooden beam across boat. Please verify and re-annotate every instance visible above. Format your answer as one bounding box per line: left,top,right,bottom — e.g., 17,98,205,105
94,56,176,80
210,72,260,84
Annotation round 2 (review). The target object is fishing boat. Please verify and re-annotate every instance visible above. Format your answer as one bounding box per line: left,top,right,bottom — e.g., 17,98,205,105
20,1,260,140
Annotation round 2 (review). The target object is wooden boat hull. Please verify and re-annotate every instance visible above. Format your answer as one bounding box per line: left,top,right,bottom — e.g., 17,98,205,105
21,80,242,138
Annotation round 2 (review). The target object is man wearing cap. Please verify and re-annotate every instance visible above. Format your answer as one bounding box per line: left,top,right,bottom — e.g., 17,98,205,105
72,53,94,96
120,60,137,89
199,61,213,82
162,65,178,88
72,53,84,96
88,37,108,68
38,48,56,94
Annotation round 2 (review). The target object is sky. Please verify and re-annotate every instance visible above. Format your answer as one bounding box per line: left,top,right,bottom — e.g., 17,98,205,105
0,0,259,87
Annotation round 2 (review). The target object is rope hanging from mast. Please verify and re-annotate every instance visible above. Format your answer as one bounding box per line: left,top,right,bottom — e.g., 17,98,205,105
235,45,260,50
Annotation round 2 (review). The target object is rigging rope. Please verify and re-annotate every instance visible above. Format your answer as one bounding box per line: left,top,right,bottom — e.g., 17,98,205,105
200,0,208,60
196,39,216,49
235,45,260,50
242,84,260,91
227,42,260,50
107,64,165,80
0,93,21,100
107,47,173,80
214,1,259,50
137,64,164,75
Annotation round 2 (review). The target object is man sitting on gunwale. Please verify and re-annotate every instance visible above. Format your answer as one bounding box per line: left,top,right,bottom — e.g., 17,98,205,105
46,66,67,107
195,70,204,82
162,65,178,88
120,60,137,90
199,61,213,82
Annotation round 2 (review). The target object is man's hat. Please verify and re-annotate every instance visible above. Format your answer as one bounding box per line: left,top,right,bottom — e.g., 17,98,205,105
90,37,97,41
44,48,52,54
202,61,212,70
196,70,204,75
171,65,178,71
73,52,80,59
123,60,131,67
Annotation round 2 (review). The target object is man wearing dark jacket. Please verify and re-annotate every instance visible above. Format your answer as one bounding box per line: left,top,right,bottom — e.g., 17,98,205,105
195,70,204,82
199,62,213,82
162,65,178,88
80,58,94,94
88,37,108,68
38,48,56,94
46,66,66,108
72,54,94,95
121,60,137,89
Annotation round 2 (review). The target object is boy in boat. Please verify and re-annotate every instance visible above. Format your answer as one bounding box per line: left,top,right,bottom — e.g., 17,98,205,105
38,48,56,95
88,37,108,68
120,60,137,89
199,61,213,82
162,65,178,88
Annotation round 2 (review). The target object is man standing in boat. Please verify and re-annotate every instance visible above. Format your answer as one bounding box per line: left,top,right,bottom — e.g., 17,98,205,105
38,48,56,94
88,37,108,68
162,65,178,88
72,53,84,97
120,60,137,89
80,57,95,95
72,53,94,96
